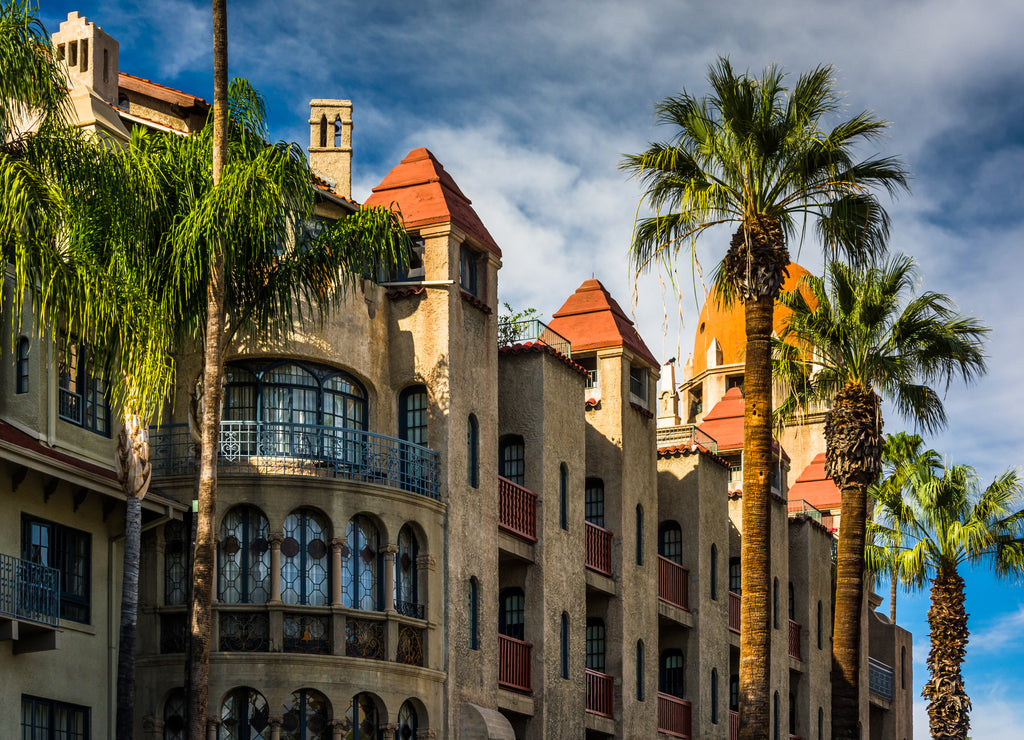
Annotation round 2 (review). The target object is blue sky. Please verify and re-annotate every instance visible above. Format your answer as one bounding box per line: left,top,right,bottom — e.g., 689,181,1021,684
42,1,1024,735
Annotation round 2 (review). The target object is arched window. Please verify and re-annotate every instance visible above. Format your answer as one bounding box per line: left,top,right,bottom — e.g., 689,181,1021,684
635,505,644,565
16,337,29,394
773,691,780,740
399,385,428,445
817,601,823,650
790,691,798,736
467,415,479,488
901,645,906,689
282,509,330,606
729,556,741,594
164,520,188,606
220,687,269,740
395,524,421,618
711,668,719,724
345,693,379,740
560,612,569,679
773,578,780,629
559,463,569,530
636,640,645,701
163,688,185,740
499,434,525,485
585,479,605,528
818,707,824,739
710,544,718,600
333,119,343,148
789,581,796,621
343,516,381,610
468,577,479,649
499,587,525,641
659,521,682,564
586,618,606,672
282,689,330,740
659,649,684,697
318,115,327,147
396,701,419,740
219,506,270,604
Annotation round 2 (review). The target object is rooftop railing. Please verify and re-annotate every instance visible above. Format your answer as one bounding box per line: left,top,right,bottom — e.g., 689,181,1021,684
868,657,895,700
788,499,825,523
0,553,60,627
150,421,440,500
656,424,718,454
497,318,572,358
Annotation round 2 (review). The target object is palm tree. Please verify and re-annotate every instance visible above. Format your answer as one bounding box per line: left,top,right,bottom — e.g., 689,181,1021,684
867,450,1024,740
621,58,908,737
774,257,987,738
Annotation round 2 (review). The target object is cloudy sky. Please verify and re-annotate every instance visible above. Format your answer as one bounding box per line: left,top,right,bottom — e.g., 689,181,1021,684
44,0,1024,735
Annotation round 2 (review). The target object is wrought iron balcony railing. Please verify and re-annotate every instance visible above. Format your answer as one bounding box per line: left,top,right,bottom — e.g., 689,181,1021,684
788,499,825,523
585,669,614,717
497,318,572,358
498,634,532,693
657,692,693,739
868,657,895,700
0,553,61,627
585,521,613,577
150,421,440,500
729,591,741,633
658,556,689,611
498,476,537,542
788,619,802,660
656,424,719,454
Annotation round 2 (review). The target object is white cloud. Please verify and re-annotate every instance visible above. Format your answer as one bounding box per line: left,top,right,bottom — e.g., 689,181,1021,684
968,604,1024,655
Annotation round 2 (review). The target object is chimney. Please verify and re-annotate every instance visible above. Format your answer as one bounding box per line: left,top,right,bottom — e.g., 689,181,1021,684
308,99,353,199
51,11,119,105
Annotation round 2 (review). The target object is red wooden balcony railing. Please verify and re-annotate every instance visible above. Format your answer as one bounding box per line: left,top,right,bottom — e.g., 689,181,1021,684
729,591,741,633
729,710,739,740
498,634,532,693
498,476,537,542
788,619,802,660
657,693,693,738
585,521,613,576
658,556,689,611
585,669,614,717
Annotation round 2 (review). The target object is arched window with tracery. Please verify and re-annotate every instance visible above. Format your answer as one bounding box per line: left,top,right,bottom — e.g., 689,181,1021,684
163,688,185,740
345,694,380,740
220,687,269,740
344,516,381,610
395,701,419,740
281,689,330,740
219,506,270,604
282,509,330,606
395,524,421,618
164,519,188,606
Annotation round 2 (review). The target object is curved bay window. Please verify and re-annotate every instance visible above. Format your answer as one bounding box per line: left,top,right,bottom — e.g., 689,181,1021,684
498,587,525,641
163,688,186,740
395,525,422,618
396,701,419,740
282,689,330,740
282,509,330,606
660,649,685,697
219,507,271,604
659,521,682,564
220,687,269,740
164,519,188,606
345,694,380,740
343,516,381,611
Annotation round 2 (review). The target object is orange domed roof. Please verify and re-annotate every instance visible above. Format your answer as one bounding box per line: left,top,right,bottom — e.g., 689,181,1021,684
689,263,813,377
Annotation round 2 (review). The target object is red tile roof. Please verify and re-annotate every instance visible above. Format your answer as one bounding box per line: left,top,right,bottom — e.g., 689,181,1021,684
118,72,209,110
546,279,658,367
657,443,730,468
697,386,790,461
499,341,590,378
363,148,501,257
787,453,841,510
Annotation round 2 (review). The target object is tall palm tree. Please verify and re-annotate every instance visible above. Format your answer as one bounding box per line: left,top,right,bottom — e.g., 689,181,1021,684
774,257,987,738
867,452,1024,740
622,59,908,737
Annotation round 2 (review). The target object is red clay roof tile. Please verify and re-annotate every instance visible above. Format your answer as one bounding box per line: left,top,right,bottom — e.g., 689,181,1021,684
787,453,841,510
697,386,790,461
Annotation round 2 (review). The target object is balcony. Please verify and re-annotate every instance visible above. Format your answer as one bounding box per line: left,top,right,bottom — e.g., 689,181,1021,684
585,669,614,717
150,421,440,500
498,634,532,693
657,693,692,738
868,657,895,701
729,591,741,633
658,556,689,611
498,477,537,543
0,553,61,653
788,619,802,660
497,318,572,357
730,710,739,740
655,424,719,454
585,521,613,577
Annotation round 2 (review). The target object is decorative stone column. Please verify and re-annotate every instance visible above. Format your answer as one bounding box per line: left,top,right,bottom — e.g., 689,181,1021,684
206,717,220,740
269,532,284,604
331,536,347,657
383,544,398,613
331,537,345,607
330,718,347,740
211,533,221,604
141,715,163,739
382,723,399,737
416,730,437,740
268,717,283,740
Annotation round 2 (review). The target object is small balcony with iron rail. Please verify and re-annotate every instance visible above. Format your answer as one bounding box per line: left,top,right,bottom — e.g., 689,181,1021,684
498,634,533,694
0,553,61,653
788,619,802,661
498,476,537,561
657,556,694,628
584,521,615,595
657,692,693,738
729,591,741,634
868,657,895,704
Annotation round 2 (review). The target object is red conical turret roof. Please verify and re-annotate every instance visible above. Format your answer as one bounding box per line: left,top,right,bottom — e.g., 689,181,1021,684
787,453,840,510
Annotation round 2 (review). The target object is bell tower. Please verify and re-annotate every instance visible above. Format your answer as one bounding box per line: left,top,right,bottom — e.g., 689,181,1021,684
52,11,119,105
308,99,353,198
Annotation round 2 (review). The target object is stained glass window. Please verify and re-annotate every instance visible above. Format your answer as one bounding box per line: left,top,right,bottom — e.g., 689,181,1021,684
345,694,379,740
281,689,329,740
219,507,271,604
395,701,418,740
164,520,188,606
395,525,421,618
281,509,330,606
220,687,269,740
343,516,380,611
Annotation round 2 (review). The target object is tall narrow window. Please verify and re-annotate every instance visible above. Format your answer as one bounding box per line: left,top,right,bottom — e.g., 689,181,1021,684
585,479,605,528
635,505,644,565
58,337,110,436
711,668,719,724
659,649,684,697
789,581,796,621
499,435,525,485
164,520,188,606
710,544,718,600
468,578,479,649
818,707,824,739
22,515,91,623
817,601,823,650
221,687,269,740
399,385,428,445
282,689,330,740
659,521,682,564
585,618,606,672
396,701,419,740
164,688,186,740
218,506,271,605
901,645,906,689
559,463,569,530
498,587,525,641
333,119,343,148
343,516,381,611
345,694,380,740
636,640,645,701
730,674,739,712
629,365,647,405
467,415,479,488
282,509,330,606
395,525,421,618
102,48,109,83
773,691,780,740
773,578,780,629
80,39,88,71
16,337,29,394
318,115,327,147
729,556,742,594
459,245,479,296
790,691,797,736
560,612,569,679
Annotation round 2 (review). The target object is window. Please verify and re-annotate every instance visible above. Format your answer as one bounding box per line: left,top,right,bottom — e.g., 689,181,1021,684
729,557,741,594
467,415,479,488
579,356,598,389
710,544,718,600
629,365,647,404
399,385,428,445
585,479,605,528
818,707,824,739
282,509,330,606
333,120,343,148
499,587,525,641
729,463,742,484
282,689,330,740
102,49,109,83
773,578,780,629
164,520,188,606
345,694,379,740
80,39,88,71
21,696,89,740
659,649,684,697
711,668,719,724
559,464,569,530
16,336,29,393
901,645,906,689
163,688,185,740
22,516,90,622
790,691,798,736
220,687,269,740
817,601,823,650
395,525,421,618
468,577,479,649
58,338,110,436
68,40,77,67
560,612,569,679
636,640,645,701
499,435,525,485
726,374,743,391
659,521,682,564
396,701,419,740
773,691,780,740
635,505,644,565
789,582,796,621
586,618,606,672
459,245,479,296
730,674,739,712
343,516,381,611
218,506,271,604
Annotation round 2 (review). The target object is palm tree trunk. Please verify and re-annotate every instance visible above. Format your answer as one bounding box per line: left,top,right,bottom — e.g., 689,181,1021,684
187,2,228,737
924,567,971,740
738,294,773,740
